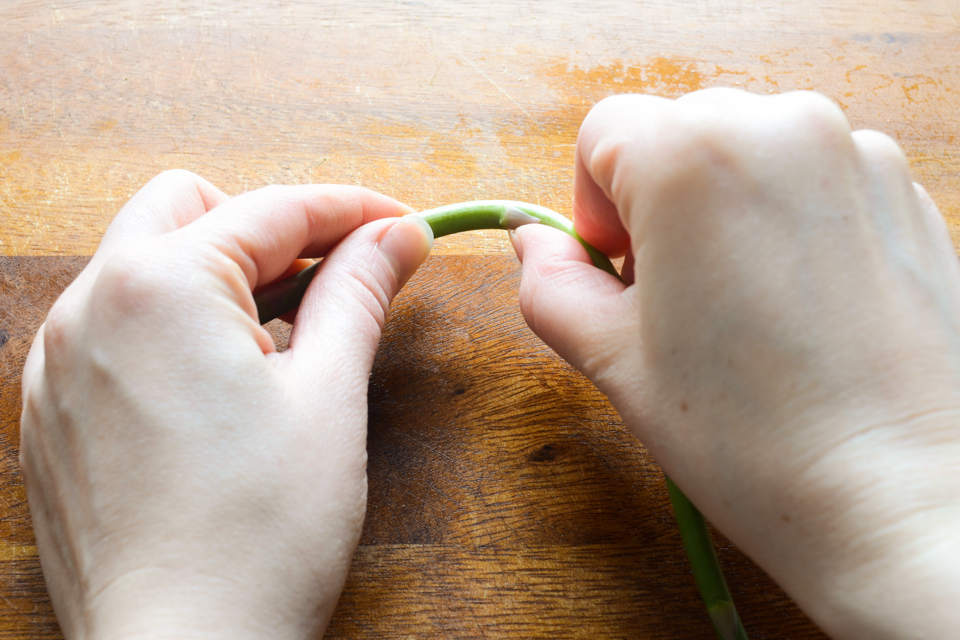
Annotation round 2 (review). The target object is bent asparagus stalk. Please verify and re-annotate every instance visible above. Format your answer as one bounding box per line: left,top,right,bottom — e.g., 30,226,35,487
253,200,747,640
253,201,617,323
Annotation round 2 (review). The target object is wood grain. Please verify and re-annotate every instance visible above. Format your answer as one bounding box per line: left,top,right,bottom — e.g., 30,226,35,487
0,1,958,256
0,255,826,639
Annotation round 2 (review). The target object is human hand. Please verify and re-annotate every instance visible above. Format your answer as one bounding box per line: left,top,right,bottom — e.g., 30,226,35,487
19,171,433,640
511,90,960,639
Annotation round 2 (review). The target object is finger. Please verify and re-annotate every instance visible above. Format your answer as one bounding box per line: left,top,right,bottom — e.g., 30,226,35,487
911,182,960,289
574,93,674,243
573,88,769,258
21,325,46,404
577,91,852,248
850,129,919,234
913,182,955,251
54,171,230,312
98,170,229,253
572,142,630,258
282,215,433,388
180,185,414,291
510,223,634,385
850,131,960,275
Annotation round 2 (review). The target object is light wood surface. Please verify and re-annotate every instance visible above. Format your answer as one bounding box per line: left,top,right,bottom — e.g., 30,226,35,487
2,1,958,638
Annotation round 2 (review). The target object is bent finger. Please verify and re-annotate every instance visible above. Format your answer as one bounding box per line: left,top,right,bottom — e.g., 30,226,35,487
572,144,631,258
850,131,960,278
511,223,635,386
913,182,955,251
572,88,762,258
281,215,433,394
180,184,413,293
574,93,674,244
98,170,228,254
54,171,229,311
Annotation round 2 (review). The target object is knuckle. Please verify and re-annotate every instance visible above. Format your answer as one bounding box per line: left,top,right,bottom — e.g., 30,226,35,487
581,95,660,180
240,185,304,224
852,129,909,171
783,91,852,140
587,94,639,122
17,438,33,487
42,243,183,364
93,245,174,318
42,300,76,357
676,86,744,106
18,394,39,469
255,183,283,197
587,135,626,189
339,260,393,333
252,184,291,205
200,248,251,293
149,168,202,191
355,270,392,327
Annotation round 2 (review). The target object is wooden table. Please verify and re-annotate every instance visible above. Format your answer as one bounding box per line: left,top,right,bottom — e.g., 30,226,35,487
1,2,958,638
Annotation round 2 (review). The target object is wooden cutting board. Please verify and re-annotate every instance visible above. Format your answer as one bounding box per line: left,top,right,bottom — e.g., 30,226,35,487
0,255,824,638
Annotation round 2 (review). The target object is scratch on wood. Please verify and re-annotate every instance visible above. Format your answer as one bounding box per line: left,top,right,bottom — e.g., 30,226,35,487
442,40,541,128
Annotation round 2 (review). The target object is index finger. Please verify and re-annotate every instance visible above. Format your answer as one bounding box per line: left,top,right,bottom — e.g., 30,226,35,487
53,171,231,314
572,94,672,258
179,184,413,291
98,170,229,255
573,136,631,258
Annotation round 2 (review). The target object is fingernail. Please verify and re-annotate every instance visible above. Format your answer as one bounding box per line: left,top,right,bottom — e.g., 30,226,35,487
509,228,524,263
378,215,434,286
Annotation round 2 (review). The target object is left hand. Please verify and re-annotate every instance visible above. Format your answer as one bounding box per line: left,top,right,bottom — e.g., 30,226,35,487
19,170,433,640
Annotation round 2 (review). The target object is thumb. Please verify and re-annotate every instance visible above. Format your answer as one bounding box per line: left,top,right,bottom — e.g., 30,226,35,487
283,215,433,390
512,223,638,390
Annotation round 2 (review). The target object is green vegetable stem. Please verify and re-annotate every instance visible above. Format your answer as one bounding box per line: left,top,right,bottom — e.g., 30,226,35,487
253,200,748,640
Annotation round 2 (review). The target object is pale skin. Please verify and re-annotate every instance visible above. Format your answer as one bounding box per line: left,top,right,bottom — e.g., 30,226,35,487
19,89,960,639
20,179,435,640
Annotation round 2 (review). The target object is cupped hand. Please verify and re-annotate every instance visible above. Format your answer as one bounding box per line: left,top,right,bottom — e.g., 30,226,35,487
19,170,433,640
511,90,960,639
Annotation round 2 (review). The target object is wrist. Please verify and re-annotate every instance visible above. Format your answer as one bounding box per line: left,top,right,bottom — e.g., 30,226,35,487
767,413,960,640
76,568,338,640
815,531,960,640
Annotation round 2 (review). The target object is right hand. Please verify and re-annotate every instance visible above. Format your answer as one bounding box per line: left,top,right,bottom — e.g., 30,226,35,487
510,90,960,639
